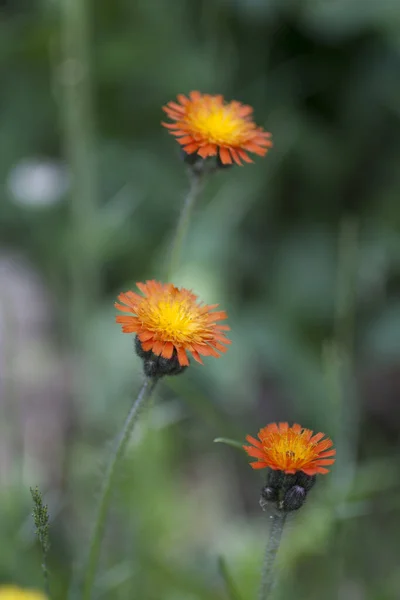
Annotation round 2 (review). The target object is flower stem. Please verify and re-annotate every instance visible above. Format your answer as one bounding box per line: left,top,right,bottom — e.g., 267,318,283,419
59,0,99,331
258,512,287,600
82,377,158,600
167,169,205,280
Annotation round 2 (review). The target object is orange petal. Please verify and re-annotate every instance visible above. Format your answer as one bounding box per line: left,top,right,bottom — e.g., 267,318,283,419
189,90,201,101
260,423,279,436
208,311,228,321
245,435,263,448
315,439,334,453
170,130,190,136
177,136,195,145
318,449,336,458
238,105,254,117
177,94,189,105
116,291,140,308
230,148,242,166
244,446,266,460
114,302,133,313
198,144,217,158
141,340,153,352
236,149,253,163
219,147,232,164
182,143,199,154
310,432,325,444
211,341,229,352
244,141,267,153
161,342,174,359
166,101,185,112
177,346,189,366
152,340,164,356
136,281,149,295
190,349,204,364
250,461,268,470
138,331,154,342
163,108,183,119
302,468,318,476
116,315,137,327
211,334,231,343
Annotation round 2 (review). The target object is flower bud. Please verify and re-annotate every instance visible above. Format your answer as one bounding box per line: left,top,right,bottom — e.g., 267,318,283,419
282,485,307,512
296,472,316,492
259,486,278,511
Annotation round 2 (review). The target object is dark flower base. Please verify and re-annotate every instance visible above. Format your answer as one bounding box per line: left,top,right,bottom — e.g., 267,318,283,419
260,469,316,513
135,336,188,379
180,150,233,173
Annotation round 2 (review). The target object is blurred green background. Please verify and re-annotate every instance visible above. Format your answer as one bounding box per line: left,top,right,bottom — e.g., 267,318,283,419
1,0,400,598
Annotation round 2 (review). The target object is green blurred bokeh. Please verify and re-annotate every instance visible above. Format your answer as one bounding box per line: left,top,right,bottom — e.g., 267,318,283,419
1,1,400,599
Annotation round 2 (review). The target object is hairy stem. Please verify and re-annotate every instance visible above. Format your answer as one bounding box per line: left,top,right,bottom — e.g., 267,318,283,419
258,512,287,600
82,378,158,600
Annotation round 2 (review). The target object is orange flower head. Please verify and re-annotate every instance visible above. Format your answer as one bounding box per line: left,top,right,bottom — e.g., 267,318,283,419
162,91,273,166
244,422,336,476
115,280,231,367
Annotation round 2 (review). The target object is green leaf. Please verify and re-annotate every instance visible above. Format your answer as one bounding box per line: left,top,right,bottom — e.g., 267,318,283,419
213,437,244,450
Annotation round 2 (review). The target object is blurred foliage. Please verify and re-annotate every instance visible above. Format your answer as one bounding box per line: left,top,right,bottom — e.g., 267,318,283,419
1,0,400,599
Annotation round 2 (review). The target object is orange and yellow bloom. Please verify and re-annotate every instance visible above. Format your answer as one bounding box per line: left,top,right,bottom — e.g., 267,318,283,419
244,422,336,476
162,91,272,165
0,587,47,600
115,280,230,367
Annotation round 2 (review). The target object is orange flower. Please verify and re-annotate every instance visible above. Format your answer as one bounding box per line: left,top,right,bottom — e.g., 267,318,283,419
115,280,230,367
162,91,273,165
244,422,336,476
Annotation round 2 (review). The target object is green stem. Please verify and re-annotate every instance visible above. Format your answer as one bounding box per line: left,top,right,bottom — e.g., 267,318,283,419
258,512,287,600
42,560,50,599
327,218,359,595
59,0,98,334
332,217,359,486
82,377,158,600
218,556,243,600
334,218,358,361
167,169,205,280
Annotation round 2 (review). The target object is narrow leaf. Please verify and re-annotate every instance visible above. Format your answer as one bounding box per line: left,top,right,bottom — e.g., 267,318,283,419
214,437,244,450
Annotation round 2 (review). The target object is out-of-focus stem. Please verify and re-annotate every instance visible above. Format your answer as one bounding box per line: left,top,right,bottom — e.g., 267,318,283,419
332,218,359,484
167,169,205,280
258,512,287,600
59,0,98,334
218,556,243,600
334,218,358,362
57,2,99,596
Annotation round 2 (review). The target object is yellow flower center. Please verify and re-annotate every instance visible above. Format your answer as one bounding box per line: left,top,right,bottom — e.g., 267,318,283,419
263,430,317,471
137,292,208,344
188,101,251,146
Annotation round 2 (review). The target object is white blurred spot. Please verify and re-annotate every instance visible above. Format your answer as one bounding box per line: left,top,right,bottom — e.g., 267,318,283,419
7,158,70,207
